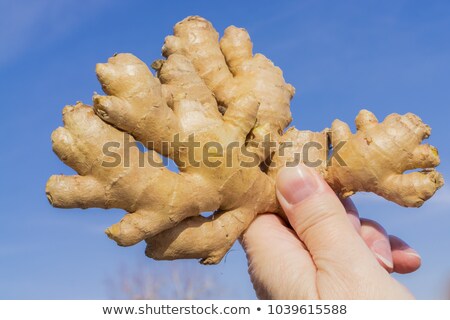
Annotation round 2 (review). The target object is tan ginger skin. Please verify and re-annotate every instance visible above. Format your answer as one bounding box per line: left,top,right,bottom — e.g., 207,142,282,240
46,16,444,264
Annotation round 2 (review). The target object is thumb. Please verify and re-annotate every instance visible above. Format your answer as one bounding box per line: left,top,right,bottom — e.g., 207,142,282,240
276,164,376,269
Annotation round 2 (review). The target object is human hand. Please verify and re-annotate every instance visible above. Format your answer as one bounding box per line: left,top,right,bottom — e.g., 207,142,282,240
241,164,421,299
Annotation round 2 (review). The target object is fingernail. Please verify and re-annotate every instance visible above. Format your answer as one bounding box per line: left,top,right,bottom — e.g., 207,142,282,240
372,240,393,269
405,250,421,260
276,165,320,205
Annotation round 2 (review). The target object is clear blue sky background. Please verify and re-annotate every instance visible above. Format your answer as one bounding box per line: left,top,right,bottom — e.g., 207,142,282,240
0,0,449,299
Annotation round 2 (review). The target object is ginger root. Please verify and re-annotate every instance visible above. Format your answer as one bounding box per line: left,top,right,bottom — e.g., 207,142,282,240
46,16,444,264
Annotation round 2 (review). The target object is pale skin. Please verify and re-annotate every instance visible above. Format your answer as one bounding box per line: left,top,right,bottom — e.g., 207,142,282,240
241,164,421,299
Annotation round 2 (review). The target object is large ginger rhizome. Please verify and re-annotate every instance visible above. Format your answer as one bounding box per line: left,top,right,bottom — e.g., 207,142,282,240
47,16,443,264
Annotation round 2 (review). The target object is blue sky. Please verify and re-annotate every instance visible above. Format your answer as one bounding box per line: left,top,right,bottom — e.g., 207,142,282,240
0,0,449,299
